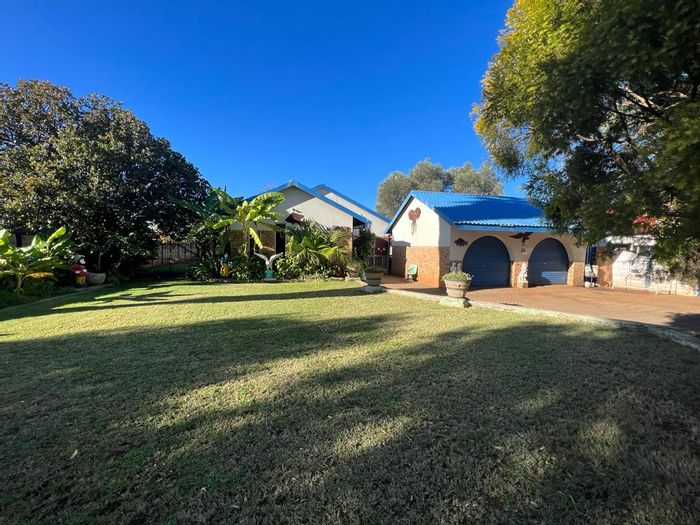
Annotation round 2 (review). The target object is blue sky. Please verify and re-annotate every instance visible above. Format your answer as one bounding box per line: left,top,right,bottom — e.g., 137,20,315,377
1,0,522,209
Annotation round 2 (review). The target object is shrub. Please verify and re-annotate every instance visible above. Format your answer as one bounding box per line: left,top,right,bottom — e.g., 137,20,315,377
285,221,349,271
352,227,375,263
441,271,472,281
364,266,385,274
0,227,72,295
230,252,264,282
187,254,220,281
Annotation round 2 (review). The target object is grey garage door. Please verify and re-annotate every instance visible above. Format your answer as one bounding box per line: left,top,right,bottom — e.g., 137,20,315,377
462,236,510,287
528,238,569,285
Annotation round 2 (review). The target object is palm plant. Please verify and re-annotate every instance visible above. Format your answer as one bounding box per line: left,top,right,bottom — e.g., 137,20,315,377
176,187,285,258
173,187,239,257
285,221,350,268
0,228,72,294
211,189,285,256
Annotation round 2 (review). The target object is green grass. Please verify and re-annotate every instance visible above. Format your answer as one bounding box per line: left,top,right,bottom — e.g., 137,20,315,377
1,281,698,524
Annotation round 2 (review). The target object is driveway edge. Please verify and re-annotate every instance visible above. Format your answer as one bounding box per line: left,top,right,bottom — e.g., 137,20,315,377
384,287,700,351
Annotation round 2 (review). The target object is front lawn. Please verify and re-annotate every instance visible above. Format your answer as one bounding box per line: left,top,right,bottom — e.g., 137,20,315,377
1,281,698,523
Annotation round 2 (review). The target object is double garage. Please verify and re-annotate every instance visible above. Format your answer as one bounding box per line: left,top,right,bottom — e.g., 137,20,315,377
463,235,570,287
386,191,586,289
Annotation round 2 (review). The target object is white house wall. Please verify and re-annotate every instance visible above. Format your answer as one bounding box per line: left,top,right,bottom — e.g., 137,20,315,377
611,249,699,296
316,189,389,234
274,187,354,231
390,197,451,247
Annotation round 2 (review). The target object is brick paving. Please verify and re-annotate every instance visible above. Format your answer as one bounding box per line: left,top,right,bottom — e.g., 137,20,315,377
382,275,700,332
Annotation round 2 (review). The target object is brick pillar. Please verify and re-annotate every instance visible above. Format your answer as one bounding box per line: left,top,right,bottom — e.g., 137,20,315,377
259,230,275,253
511,261,528,288
567,261,584,287
596,254,613,287
230,231,244,254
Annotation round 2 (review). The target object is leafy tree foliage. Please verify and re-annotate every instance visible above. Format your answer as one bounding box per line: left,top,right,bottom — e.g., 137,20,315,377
449,162,504,195
0,80,208,271
475,0,700,279
376,158,503,217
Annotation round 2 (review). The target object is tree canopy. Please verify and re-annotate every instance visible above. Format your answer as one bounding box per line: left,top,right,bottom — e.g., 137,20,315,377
475,0,700,279
376,158,502,217
0,80,208,271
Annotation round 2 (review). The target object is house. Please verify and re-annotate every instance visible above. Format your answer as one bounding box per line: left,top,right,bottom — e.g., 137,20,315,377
234,180,387,256
312,184,390,234
385,190,586,288
595,236,699,296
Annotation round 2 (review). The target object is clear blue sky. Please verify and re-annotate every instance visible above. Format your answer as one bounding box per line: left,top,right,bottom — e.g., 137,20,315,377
1,0,524,209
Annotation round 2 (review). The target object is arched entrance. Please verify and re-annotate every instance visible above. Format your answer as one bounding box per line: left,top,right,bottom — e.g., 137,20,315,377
528,238,569,285
462,236,510,287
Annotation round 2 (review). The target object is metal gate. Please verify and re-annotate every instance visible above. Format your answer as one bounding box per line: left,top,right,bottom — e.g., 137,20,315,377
462,236,511,287
528,238,569,285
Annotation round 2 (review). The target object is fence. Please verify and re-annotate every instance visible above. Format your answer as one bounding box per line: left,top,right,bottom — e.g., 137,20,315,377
144,241,199,270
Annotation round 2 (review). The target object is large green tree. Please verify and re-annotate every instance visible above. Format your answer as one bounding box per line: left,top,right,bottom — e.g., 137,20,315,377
0,80,208,271
475,0,700,279
376,158,502,217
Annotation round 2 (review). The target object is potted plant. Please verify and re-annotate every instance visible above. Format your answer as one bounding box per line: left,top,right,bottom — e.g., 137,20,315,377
362,266,385,286
441,271,472,298
346,259,366,278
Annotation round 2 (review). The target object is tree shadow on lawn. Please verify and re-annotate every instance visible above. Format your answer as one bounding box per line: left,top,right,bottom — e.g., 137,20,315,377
0,283,365,322
1,314,699,523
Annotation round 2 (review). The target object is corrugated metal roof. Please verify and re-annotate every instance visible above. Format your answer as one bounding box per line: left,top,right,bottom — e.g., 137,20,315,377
386,190,549,233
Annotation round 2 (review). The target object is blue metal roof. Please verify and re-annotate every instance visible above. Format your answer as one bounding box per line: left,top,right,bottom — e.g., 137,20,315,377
385,190,549,234
313,184,390,222
250,180,371,225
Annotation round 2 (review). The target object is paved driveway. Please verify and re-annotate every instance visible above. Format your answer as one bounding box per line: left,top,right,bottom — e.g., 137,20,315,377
382,275,700,332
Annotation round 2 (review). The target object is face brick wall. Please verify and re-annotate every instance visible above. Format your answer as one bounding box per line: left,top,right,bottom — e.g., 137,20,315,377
405,246,450,287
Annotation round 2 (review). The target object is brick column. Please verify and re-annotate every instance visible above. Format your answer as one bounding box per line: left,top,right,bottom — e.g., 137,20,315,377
511,261,528,288
596,254,613,287
259,230,275,253
567,261,584,287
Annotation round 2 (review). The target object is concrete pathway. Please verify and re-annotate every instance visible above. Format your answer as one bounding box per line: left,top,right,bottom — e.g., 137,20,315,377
382,275,700,333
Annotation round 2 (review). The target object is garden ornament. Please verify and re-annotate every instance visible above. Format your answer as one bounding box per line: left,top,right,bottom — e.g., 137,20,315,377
69,255,88,286
408,207,421,234
219,254,231,278
254,252,283,281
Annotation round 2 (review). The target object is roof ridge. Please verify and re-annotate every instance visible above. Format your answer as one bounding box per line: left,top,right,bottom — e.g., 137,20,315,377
412,189,527,201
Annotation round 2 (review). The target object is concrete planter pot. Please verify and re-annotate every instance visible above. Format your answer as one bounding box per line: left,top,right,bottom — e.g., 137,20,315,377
86,272,106,286
363,272,384,287
444,278,471,298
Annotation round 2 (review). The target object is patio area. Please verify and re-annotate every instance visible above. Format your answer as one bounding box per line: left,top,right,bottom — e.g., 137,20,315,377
382,275,700,333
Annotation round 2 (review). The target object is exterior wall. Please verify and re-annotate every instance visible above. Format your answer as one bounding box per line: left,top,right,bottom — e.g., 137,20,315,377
403,247,450,287
604,248,699,296
388,197,451,285
448,229,586,287
316,188,389,234
275,187,355,232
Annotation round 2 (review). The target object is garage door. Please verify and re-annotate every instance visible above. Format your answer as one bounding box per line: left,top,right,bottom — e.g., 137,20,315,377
528,238,569,285
462,236,510,287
